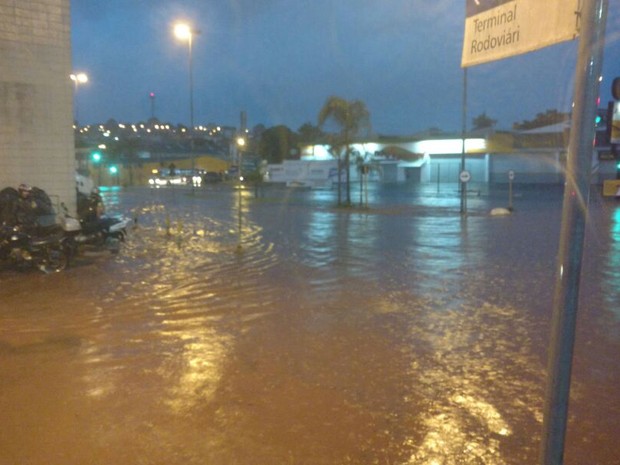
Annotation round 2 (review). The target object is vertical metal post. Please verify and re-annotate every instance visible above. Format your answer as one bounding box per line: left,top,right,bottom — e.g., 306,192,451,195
236,111,246,252
460,67,468,214
188,34,194,138
188,33,196,195
238,156,242,249
73,80,79,124
365,172,368,207
539,1,608,464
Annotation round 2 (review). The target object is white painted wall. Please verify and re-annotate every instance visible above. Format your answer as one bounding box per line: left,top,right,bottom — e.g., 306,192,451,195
0,0,75,211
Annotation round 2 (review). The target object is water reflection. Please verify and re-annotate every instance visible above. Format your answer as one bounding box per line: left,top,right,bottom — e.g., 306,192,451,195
603,206,620,320
404,302,543,464
0,185,618,464
160,324,231,413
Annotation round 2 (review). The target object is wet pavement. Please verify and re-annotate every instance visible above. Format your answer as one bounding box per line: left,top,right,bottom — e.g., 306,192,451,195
0,183,618,465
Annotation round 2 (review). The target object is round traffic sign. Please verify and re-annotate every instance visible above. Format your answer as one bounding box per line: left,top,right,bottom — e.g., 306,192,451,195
508,170,515,181
459,170,471,183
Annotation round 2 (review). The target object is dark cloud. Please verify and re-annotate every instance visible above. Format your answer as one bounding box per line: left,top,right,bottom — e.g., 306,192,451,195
71,0,620,134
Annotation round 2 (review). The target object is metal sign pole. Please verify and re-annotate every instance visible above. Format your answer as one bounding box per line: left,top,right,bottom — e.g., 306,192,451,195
508,170,515,211
460,68,468,214
539,0,608,464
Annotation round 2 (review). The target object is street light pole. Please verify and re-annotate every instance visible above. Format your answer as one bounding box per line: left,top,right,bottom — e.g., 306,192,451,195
188,31,194,137
236,135,245,252
70,72,88,125
174,23,200,193
460,67,467,215
539,0,609,463
149,92,156,119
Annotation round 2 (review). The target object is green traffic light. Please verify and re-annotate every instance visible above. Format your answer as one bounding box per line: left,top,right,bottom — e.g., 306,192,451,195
109,165,118,174
91,151,102,163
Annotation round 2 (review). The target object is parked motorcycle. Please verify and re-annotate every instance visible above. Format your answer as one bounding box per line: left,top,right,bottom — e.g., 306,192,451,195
0,222,70,273
60,191,132,254
60,210,132,252
0,185,70,273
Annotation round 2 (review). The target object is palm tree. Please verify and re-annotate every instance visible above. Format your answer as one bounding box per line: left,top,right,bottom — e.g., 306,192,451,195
355,151,382,208
318,96,371,206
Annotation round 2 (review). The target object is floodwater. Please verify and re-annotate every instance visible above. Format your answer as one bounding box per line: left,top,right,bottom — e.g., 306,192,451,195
0,183,618,465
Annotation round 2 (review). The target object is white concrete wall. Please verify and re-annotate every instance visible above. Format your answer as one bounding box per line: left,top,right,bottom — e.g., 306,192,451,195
267,160,339,187
490,151,564,183
0,0,75,211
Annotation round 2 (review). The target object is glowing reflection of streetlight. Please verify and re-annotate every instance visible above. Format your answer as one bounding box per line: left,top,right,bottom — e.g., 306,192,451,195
70,72,88,125
173,22,200,193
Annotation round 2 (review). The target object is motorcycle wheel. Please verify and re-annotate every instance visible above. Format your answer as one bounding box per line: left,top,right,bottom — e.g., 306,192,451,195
110,231,126,242
104,236,121,254
41,243,69,273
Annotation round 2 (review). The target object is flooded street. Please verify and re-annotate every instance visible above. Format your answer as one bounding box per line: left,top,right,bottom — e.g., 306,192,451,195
1,184,619,465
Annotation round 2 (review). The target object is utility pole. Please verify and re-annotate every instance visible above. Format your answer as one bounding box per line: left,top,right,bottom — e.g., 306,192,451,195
539,1,609,464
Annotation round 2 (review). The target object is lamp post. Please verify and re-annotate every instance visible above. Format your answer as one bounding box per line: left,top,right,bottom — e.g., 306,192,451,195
236,135,245,251
70,72,88,125
149,92,156,119
460,67,467,215
174,23,200,192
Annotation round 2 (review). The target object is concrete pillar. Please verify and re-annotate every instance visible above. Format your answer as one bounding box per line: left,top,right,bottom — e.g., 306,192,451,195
0,0,75,212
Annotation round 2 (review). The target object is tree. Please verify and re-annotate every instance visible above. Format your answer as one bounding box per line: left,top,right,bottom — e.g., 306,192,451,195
297,122,324,144
354,151,381,208
472,112,497,130
513,109,570,130
257,125,299,163
252,124,267,140
318,96,371,206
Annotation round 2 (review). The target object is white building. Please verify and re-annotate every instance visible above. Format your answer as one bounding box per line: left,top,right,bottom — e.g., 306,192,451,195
264,126,613,188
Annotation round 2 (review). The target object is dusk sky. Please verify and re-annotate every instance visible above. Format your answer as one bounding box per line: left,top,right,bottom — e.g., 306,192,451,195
71,0,620,135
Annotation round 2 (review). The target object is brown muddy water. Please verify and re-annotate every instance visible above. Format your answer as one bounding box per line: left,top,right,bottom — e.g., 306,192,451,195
0,184,618,465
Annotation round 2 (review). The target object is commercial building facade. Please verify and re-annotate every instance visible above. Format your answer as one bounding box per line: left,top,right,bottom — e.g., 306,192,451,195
265,125,615,189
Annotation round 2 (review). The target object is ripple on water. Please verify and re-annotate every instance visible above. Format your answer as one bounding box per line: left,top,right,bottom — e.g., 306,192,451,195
1,186,618,465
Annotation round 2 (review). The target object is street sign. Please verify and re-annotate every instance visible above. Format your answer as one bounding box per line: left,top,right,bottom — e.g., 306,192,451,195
460,170,471,183
508,170,515,180
462,0,580,67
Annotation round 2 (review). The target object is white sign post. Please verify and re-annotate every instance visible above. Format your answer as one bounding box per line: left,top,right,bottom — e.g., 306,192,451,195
508,170,515,211
459,170,471,214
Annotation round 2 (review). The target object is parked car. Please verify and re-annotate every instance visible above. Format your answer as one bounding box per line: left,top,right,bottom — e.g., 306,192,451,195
202,171,223,183
148,168,203,187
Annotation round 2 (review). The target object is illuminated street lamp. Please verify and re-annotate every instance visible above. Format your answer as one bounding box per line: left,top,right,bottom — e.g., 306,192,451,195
70,72,88,125
236,135,246,252
174,22,200,191
236,136,246,186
